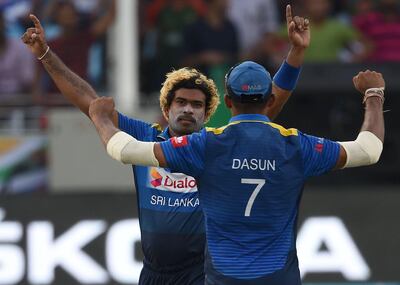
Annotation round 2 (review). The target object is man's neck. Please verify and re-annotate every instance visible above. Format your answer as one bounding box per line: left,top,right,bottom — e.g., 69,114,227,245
168,128,179,138
206,11,224,28
168,127,201,138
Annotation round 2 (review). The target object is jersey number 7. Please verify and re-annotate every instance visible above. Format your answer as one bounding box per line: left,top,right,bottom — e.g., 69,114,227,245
241,179,266,217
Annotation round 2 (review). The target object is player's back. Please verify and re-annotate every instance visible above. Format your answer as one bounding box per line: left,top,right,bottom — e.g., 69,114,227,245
199,115,304,284
161,113,339,284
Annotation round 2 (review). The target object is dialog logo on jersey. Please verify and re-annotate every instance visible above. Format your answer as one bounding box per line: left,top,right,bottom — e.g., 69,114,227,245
148,167,197,193
150,168,163,187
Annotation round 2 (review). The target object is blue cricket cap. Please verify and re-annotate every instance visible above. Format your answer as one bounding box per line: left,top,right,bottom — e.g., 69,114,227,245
225,61,272,103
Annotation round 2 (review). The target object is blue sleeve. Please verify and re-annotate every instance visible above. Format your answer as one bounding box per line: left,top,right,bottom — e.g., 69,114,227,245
299,131,340,178
160,129,206,178
118,112,154,140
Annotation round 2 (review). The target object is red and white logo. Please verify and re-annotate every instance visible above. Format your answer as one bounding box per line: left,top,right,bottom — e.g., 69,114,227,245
241,84,250,91
241,84,262,92
315,138,325,153
171,136,188,148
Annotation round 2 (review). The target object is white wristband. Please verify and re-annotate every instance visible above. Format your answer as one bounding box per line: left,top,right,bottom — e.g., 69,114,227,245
107,131,133,162
38,46,50,61
107,131,159,167
338,131,383,168
363,87,384,104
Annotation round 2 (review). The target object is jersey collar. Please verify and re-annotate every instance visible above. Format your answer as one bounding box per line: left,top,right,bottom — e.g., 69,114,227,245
156,127,171,141
229,114,271,123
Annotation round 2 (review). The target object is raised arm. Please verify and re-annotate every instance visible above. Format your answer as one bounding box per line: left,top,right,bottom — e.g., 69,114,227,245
21,14,118,125
267,5,310,120
334,70,385,169
89,97,167,167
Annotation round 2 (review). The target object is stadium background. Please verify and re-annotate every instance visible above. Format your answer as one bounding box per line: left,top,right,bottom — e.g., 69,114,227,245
0,0,399,284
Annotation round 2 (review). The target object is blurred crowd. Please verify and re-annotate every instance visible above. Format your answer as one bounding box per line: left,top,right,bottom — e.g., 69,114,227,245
0,0,116,106
140,0,400,95
1,0,400,104
0,0,399,193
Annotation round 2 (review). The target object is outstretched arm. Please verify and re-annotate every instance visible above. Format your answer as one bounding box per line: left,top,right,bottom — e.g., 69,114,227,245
334,70,385,169
21,15,118,124
266,5,310,120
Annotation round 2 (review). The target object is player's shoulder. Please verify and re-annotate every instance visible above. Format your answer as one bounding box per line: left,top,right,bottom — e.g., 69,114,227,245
266,122,298,137
205,125,229,135
151,123,163,132
205,120,250,135
206,121,298,137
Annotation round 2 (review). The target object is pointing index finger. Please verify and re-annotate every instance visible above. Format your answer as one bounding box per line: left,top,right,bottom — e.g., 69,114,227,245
286,4,293,25
29,14,43,31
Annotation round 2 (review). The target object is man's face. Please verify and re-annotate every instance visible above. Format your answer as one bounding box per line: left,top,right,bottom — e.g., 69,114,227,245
166,88,207,137
208,0,228,15
56,4,79,30
306,0,330,20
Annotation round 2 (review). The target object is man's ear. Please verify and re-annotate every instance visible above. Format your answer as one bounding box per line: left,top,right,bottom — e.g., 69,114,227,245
163,108,169,121
224,94,233,109
266,93,276,108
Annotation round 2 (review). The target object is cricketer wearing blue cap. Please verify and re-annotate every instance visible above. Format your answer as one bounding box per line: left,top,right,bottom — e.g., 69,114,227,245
160,62,341,284
91,61,385,284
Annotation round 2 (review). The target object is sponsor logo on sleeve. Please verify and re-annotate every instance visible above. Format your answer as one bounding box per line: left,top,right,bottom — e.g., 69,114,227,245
171,136,188,148
315,138,324,153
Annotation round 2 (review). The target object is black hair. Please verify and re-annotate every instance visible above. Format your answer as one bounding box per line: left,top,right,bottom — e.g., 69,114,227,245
166,74,213,110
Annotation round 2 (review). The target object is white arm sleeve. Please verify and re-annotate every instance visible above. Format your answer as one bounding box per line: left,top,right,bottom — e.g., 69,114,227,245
338,131,383,168
106,131,159,166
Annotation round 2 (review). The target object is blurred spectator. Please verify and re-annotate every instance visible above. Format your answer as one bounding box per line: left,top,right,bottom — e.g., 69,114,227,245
227,0,279,61
42,0,111,26
182,0,239,127
142,0,205,94
182,0,238,76
353,0,400,62
36,0,115,102
351,0,375,16
70,0,104,16
303,0,369,62
274,0,369,63
0,10,34,100
146,0,205,26
0,0,32,36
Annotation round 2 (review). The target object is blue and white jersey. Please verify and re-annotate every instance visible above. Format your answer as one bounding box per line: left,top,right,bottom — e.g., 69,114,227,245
118,113,205,272
160,114,340,284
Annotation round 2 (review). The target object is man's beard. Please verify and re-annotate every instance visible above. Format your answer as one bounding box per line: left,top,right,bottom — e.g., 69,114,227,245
170,118,203,136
